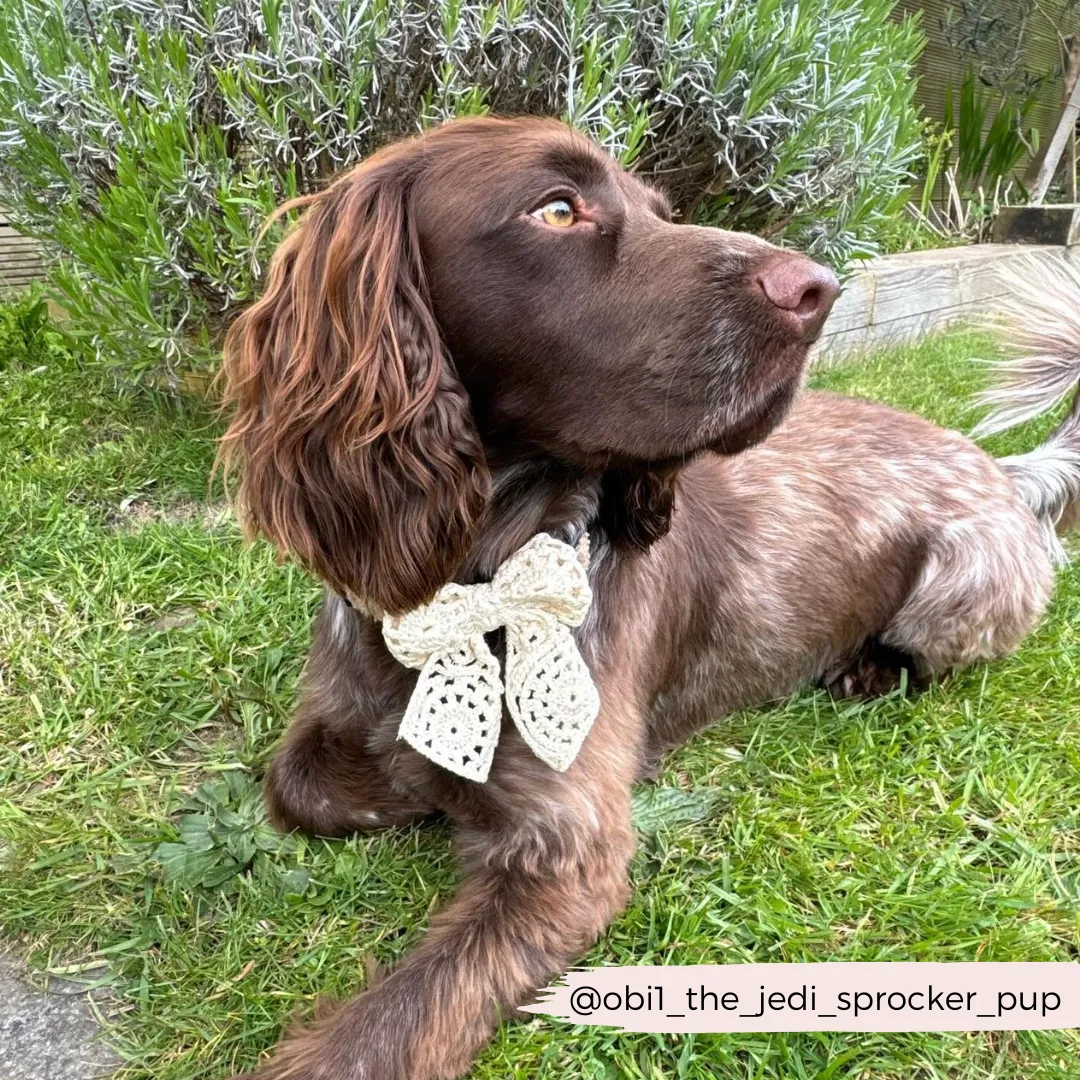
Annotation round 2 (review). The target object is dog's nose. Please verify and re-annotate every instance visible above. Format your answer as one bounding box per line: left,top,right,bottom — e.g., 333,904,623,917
754,254,839,341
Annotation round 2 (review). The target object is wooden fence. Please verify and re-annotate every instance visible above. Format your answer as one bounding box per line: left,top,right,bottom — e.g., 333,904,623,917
0,211,44,292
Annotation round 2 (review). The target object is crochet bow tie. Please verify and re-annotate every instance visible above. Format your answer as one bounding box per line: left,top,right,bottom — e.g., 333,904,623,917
381,532,600,783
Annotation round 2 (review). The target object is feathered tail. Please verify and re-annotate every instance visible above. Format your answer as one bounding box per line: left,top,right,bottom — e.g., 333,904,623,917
973,255,1080,564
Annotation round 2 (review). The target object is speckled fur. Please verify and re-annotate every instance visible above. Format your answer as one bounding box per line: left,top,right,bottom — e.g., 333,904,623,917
222,120,1080,1080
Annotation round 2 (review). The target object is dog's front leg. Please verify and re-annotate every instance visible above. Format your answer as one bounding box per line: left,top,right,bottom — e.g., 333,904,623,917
238,680,643,1080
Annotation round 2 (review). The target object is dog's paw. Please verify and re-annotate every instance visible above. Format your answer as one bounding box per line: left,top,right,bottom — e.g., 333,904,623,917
822,640,922,700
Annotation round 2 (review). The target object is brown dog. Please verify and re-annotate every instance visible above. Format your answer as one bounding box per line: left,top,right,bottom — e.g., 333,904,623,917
219,117,1080,1079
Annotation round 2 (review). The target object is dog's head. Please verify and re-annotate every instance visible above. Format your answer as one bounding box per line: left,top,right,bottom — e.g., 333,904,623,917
221,117,837,613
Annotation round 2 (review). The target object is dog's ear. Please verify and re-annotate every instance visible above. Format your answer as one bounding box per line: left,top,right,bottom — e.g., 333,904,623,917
600,466,678,550
219,146,490,615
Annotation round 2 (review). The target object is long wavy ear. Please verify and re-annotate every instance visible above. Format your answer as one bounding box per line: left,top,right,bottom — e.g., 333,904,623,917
218,146,490,615
599,466,678,550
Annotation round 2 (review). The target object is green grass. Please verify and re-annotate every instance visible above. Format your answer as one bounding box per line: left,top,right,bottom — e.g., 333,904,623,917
1,311,1078,1080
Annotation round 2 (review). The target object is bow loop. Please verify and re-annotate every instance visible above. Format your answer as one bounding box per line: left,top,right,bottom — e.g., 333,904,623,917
490,533,593,628
380,532,600,782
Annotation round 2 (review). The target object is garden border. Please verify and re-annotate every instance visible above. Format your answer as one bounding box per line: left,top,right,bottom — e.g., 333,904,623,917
813,243,1075,365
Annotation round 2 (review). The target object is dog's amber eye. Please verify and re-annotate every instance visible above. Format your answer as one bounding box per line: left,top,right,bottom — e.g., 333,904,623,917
531,198,576,228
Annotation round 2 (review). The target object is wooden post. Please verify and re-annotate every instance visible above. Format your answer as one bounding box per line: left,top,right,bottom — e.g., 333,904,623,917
1032,73,1080,204
1063,36,1080,202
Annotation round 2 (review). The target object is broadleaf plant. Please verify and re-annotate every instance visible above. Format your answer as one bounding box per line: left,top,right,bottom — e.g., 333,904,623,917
154,771,310,895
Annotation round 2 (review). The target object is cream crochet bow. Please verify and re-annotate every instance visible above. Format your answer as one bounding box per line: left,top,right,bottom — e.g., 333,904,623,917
380,533,600,783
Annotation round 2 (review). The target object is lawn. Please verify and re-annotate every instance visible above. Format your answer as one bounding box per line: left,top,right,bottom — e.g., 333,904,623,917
0,307,1078,1080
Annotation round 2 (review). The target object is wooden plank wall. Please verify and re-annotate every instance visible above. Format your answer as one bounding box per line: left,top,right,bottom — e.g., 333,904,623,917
0,211,44,293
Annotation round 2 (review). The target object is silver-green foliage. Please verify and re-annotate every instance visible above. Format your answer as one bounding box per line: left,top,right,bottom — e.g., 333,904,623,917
0,0,923,374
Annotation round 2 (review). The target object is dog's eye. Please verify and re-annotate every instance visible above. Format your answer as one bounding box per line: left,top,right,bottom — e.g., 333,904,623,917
531,198,576,228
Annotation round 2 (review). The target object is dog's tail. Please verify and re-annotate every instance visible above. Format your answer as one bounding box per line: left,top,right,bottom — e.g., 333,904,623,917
973,255,1080,563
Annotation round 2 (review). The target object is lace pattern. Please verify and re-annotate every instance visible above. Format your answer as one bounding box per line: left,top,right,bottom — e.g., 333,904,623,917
381,533,600,782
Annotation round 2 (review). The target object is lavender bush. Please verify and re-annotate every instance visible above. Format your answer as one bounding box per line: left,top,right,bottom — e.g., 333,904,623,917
0,0,923,378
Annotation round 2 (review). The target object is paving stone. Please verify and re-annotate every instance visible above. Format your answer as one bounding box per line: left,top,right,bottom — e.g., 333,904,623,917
0,954,119,1080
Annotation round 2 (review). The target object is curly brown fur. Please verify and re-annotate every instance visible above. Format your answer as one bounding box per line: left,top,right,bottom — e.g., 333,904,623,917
218,138,490,614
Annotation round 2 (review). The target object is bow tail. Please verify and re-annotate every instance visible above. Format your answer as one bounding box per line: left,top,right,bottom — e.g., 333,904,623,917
396,637,504,783
504,619,601,772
